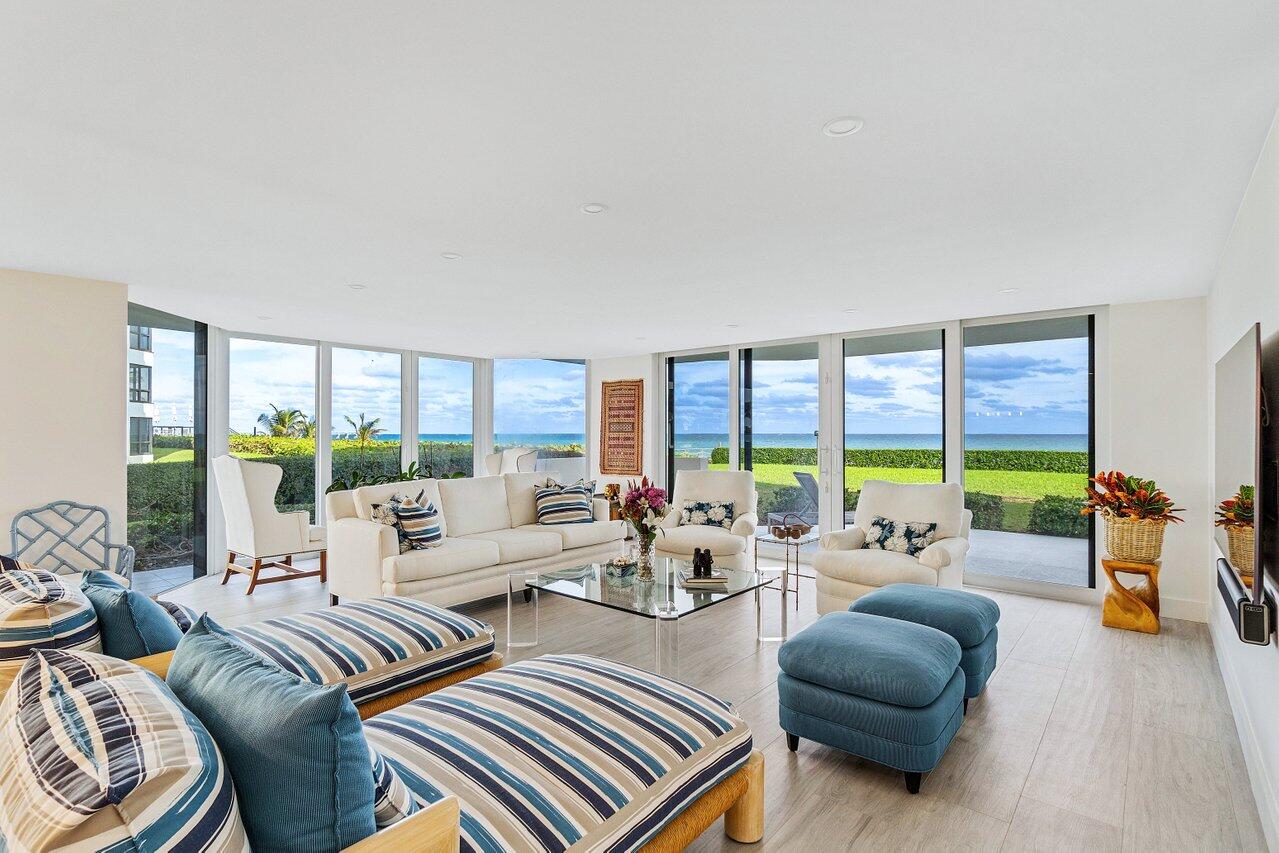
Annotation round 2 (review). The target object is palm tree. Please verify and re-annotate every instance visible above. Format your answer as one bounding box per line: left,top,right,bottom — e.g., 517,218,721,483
258,405,306,437
344,413,384,451
302,417,317,439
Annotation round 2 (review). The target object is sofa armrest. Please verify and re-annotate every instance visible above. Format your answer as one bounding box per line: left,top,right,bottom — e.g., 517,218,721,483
819,527,866,551
328,517,398,600
917,536,969,570
730,512,759,537
345,796,459,852
592,498,610,522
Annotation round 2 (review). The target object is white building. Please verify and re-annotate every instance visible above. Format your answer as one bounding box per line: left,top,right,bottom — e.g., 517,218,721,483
127,323,155,463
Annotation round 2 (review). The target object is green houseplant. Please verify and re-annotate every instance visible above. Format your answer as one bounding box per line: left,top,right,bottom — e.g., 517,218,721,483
1083,470,1183,562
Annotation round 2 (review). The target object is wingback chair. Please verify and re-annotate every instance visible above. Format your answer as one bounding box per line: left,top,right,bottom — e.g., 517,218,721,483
655,470,759,570
9,500,135,583
212,454,326,594
812,480,971,613
483,447,539,476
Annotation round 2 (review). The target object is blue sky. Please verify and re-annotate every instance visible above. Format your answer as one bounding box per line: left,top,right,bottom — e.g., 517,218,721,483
493,359,586,436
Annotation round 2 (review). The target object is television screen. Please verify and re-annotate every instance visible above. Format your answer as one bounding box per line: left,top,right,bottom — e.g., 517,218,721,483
1215,325,1262,597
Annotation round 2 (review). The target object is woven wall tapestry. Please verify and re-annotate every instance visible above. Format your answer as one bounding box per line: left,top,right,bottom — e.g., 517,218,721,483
599,379,644,475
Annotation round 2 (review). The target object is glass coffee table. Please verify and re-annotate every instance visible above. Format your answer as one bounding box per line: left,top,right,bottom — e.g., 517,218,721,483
507,557,787,677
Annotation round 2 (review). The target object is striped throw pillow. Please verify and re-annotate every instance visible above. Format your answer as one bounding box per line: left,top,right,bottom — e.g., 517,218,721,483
371,748,419,828
535,479,596,524
0,649,248,851
0,558,101,691
393,497,444,549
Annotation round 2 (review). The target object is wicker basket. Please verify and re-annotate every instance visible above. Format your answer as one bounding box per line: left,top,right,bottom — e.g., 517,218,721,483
1225,524,1256,578
1103,515,1167,562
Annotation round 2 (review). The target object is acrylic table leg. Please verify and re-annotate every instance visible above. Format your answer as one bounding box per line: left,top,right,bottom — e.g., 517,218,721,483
655,605,679,677
506,572,539,652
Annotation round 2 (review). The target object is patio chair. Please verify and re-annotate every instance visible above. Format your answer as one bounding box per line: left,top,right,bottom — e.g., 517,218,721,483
765,471,820,527
9,500,135,582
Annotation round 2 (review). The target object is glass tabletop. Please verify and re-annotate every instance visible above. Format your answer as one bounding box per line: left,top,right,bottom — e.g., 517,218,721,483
524,557,775,620
757,530,820,546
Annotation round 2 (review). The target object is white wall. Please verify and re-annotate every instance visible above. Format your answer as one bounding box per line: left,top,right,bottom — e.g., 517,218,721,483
0,268,127,545
1107,298,1213,620
587,355,658,489
1206,108,1279,850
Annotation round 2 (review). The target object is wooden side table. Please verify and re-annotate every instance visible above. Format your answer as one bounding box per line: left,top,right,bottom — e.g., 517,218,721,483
1101,558,1160,634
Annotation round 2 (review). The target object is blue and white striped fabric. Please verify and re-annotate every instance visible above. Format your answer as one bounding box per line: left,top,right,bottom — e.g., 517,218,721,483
364,654,753,852
372,748,420,827
159,598,199,633
0,649,248,851
0,558,100,690
394,498,444,549
536,480,596,525
229,597,495,705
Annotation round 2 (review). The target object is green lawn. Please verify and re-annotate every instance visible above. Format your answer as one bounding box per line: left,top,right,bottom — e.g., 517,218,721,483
711,463,1084,501
153,447,193,462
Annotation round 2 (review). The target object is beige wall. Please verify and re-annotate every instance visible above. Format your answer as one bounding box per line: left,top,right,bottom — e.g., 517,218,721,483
0,268,127,545
588,355,658,489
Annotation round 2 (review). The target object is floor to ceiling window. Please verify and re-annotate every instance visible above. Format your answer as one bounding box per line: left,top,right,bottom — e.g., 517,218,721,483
331,348,403,486
669,352,731,482
228,338,318,520
494,358,587,481
962,316,1093,586
843,330,946,524
125,304,204,595
418,356,474,477
740,343,821,529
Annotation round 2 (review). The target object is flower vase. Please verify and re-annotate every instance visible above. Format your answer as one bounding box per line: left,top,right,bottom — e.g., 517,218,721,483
637,533,655,581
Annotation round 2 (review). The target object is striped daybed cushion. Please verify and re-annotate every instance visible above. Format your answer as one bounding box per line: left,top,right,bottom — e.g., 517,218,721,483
0,649,248,851
364,654,753,852
0,558,100,688
229,596,496,705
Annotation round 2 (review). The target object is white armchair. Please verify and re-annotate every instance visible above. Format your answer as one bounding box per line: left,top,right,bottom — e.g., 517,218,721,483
812,479,971,614
483,447,539,476
212,454,327,595
654,470,759,570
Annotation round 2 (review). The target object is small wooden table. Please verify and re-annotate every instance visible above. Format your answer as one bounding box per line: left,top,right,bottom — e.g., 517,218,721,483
1101,558,1160,634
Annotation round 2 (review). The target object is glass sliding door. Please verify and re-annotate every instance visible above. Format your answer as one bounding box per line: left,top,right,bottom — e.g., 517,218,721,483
962,316,1093,586
228,338,318,520
331,348,403,486
418,356,474,477
667,352,730,483
843,331,945,525
740,343,820,532
493,358,587,481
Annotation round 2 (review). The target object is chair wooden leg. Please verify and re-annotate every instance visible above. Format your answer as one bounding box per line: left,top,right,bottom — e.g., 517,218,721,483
319,550,328,584
221,551,236,585
725,751,764,843
282,554,293,566
245,558,263,595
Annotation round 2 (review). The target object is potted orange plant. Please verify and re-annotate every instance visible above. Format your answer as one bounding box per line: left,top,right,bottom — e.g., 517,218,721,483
1215,485,1255,579
1083,471,1183,562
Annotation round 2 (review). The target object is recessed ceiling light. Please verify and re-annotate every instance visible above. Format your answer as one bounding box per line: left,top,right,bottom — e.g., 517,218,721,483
348,284,367,291
636,336,647,341
842,308,859,313
998,287,1020,294
441,252,463,260
726,324,741,329
580,203,608,214
822,116,865,137
257,315,273,320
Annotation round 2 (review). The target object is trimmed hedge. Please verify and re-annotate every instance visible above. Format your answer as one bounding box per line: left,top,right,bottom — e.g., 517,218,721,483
712,446,1086,473
1028,495,1090,538
964,492,1005,530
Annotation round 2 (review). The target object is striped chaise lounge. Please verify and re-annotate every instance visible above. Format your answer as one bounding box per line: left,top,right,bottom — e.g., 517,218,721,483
0,649,764,852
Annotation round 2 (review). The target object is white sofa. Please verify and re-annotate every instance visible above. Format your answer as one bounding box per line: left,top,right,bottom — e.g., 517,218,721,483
812,479,971,614
325,473,626,607
655,470,759,571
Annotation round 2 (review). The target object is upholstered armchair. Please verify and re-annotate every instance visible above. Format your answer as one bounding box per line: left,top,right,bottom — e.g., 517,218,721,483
655,470,759,571
813,480,971,613
212,455,326,594
483,447,538,475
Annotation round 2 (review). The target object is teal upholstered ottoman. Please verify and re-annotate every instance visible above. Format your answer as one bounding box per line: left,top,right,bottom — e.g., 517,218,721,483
778,611,964,793
850,583,1000,705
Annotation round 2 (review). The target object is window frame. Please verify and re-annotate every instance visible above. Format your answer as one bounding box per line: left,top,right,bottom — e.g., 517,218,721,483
129,416,153,456
128,363,153,403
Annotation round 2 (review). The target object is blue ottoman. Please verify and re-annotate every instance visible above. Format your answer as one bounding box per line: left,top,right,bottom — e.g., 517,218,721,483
850,584,1000,706
777,611,964,794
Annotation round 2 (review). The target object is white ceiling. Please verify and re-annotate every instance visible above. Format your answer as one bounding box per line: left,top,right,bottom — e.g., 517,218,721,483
2,2,1277,358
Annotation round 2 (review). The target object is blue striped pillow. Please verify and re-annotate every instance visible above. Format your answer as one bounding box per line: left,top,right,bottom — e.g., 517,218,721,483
392,497,443,549
535,479,596,524
0,559,100,690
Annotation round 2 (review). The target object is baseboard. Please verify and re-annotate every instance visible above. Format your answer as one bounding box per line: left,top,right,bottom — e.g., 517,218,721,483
1210,596,1279,850
1160,595,1208,622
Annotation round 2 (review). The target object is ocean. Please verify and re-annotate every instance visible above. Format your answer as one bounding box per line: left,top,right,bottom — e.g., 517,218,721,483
359,432,1087,457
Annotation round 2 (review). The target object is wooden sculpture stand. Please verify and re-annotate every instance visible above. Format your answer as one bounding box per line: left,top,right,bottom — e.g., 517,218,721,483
1101,558,1160,634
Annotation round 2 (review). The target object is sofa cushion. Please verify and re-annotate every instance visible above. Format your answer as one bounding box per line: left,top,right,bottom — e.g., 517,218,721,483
852,480,965,540
0,560,100,690
503,471,548,527
654,523,747,557
168,616,377,852
229,596,496,705
439,476,513,536
363,654,753,851
0,649,247,851
384,537,501,584
812,546,940,587
354,479,444,530
461,527,563,562
850,583,1000,649
778,611,961,707
518,520,625,550
81,570,184,658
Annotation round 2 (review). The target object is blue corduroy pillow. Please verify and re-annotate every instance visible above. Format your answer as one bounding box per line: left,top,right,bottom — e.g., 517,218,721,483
81,572,184,659
166,616,377,853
